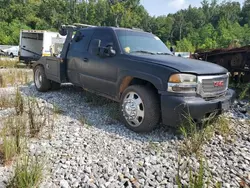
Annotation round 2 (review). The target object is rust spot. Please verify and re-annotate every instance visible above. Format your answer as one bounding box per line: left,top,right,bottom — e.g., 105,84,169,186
119,76,133,95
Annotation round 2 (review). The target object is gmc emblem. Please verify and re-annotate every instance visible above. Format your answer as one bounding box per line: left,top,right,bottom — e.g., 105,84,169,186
214,81,224,87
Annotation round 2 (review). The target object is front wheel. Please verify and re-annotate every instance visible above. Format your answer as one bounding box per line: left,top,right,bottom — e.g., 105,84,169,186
34,65,51,92
120,85,160,133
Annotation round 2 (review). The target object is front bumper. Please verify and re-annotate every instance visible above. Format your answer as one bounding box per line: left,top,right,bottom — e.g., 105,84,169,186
161,89,236,126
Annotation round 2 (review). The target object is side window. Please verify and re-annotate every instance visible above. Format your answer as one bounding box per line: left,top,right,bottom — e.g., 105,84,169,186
88,30,115,54
70,30,92,52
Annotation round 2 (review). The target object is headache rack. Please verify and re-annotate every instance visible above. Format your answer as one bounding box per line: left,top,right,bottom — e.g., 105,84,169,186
60,23,96,31
59,23,96,59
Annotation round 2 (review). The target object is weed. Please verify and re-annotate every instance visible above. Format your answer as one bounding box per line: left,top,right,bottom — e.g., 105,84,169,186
147,140,162,154
179,113,215,156
78,115,93,129
230,82,250,100
0,60,18,68
214,115,234,141
84,91,110,106
27,97,46,137
6,116,26,153
7,155,43,188
176,157,219,188
106,102,120,121
0,94,15,110
14,88,24,116
0,132,17,165
0,74,4,87
0,69,32,87
239,83,250,100
53,103,63,114
0,116,26,164
47,106,55,139
79,116,85,125
85,120,93,129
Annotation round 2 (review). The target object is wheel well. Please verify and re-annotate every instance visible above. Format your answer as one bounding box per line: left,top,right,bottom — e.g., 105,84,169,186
34,64,44,70
119,77,161,122
119,77,159,98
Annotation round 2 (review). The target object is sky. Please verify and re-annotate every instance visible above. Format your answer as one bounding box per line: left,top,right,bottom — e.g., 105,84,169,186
140,0,245,16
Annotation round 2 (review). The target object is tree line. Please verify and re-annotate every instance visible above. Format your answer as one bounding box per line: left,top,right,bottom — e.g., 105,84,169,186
1,0,250,52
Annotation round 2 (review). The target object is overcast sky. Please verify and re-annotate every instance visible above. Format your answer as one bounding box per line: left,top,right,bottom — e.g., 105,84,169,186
140,0,245,16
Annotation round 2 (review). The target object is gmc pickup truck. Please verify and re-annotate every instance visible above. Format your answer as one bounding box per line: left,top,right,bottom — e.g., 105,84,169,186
33,24,235,132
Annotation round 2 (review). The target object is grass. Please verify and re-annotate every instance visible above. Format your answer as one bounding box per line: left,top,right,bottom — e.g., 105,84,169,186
14,88,24,116
79,116,86,125
177,113,235,187
176,157,220,188
239,83,250,100
0,59,18,68
106,102,120,121
78,115,93,129
229,82,250,100
53,103,63,114
0,93,15,110
0,69,33,88
84,91,110,106
1,88,54,138
0,70,49,187
214,115,234,141
0,116,26,165
7,155,43,188
27,97,49,138
0,91,51,188
0,133,18,165
179,113,215,156
179,111,235,156
147,140,162,154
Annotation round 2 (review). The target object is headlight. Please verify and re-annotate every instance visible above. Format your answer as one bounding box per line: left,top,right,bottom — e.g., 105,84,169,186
168,73,197,93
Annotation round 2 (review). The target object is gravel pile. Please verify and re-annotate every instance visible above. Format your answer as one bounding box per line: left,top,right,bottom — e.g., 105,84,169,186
0,83,249,188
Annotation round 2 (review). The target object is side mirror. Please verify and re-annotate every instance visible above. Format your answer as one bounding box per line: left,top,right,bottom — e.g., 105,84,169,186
106,46,116,57
101,46,116,57
90,39,101,55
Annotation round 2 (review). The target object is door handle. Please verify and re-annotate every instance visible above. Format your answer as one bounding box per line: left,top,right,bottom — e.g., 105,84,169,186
83,58,89,62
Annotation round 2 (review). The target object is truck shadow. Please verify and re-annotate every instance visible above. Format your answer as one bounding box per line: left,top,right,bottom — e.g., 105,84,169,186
19,84,180,143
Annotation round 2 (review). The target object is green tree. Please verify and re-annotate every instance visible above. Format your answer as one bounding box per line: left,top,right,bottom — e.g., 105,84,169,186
176,38,195,52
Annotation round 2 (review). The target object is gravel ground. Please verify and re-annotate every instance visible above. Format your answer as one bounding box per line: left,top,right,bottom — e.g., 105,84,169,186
0,82,250,188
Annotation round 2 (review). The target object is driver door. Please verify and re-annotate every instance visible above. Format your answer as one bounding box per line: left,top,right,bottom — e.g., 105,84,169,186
80,28,119,97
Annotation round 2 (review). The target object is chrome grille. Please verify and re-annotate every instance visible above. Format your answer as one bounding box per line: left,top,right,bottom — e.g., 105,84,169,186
197,74,229,98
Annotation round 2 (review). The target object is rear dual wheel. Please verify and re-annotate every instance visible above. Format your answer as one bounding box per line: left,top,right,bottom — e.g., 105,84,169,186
34,65,60,92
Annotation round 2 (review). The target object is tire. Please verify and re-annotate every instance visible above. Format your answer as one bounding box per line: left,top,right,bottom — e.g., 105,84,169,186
120,85,160,133
50,81,61,90
34,65,51,92
10,53,14,58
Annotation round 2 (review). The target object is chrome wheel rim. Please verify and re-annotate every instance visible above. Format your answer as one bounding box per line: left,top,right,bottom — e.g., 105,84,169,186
122,91,144,127
35,69,42,89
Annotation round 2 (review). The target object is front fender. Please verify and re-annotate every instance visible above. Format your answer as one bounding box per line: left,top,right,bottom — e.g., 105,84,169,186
117,70,164,95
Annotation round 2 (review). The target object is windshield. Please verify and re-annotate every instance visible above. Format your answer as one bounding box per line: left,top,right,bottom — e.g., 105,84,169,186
115,30,172,55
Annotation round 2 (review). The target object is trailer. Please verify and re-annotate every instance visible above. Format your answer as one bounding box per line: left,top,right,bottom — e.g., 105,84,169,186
191,45,250,83
19,30,66,64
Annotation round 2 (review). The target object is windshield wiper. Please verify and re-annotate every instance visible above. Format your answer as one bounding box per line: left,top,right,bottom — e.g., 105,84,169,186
156,52,172,55
130,50,156,55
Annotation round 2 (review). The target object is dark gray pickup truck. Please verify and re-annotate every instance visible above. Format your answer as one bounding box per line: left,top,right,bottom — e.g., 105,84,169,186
33,25,235,132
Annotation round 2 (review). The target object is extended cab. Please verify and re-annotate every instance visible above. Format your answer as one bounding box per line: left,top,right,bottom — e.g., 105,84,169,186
33,25,235,132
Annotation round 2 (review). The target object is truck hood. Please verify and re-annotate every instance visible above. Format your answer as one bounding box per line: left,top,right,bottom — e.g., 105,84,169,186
129,54,228,75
